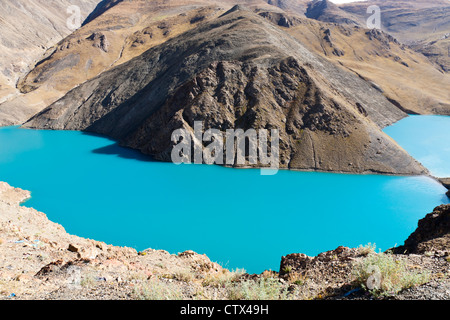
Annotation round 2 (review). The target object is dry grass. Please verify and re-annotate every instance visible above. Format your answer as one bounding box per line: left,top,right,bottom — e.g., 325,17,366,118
352,251,430,297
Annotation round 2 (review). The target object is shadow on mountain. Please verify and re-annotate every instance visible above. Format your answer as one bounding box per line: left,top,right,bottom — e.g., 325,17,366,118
82,0,123,26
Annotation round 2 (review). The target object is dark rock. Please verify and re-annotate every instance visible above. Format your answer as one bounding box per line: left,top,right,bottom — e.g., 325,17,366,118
393,205,450,254
68,244,80,253
87,32,109,52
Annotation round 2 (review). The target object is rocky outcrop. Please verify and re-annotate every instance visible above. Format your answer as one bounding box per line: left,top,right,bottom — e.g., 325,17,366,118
393,205,450,255
439,179,450,197
279,246,363,296
23,8,426,175
87,32,110,52
305,0,361,26
258,11,303,28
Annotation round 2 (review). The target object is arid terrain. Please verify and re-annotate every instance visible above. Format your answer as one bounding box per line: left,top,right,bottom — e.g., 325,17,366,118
0,0,449,301
0,182,448,300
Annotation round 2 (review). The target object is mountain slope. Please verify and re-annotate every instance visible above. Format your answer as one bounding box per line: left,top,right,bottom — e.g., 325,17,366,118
24,8,426,175
305,0,361,25
264,11,450,115
0,0,103,125
0,0,102,99
0,0,286,126
339,0,450,73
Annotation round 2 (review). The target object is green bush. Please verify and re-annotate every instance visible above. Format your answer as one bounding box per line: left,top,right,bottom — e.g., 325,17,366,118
352,251,430,297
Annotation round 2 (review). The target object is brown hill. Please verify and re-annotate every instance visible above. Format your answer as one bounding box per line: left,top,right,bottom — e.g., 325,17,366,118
267,12,450,115
0,0,285,126
305,0,361,25
5,0,449,129
339,0,450,73
0,0,102,117
24,7,426,175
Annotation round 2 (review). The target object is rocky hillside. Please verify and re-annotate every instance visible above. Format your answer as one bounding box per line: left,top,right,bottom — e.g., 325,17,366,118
2,0,449,125
23,7,427,175
305,0,361,25
0,0,449,174
0,0,285,126
339,0,450,73
275,12,450,116
0,0,102,118
1,182,448,300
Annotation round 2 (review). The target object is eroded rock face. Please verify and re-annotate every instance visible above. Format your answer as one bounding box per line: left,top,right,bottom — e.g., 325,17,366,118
394,205,450,255
279,246,365,296
23,8,426,175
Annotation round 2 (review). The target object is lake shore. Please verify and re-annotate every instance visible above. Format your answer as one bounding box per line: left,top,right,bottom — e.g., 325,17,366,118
1,181,448,300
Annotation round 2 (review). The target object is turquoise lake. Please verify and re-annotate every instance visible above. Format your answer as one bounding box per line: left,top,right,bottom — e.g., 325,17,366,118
0,115,448,274
383,115,450,178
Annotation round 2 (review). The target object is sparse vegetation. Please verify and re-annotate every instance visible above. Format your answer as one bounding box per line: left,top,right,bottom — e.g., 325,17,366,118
358,243,377,256
174,269,196,283
287,272,307,286
134,279,183,300
353,250,430,297
80,274,96,288
201,268,245,288
282,266,293,274
226,277,290,300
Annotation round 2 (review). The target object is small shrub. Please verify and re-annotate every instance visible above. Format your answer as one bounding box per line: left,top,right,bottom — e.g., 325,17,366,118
226,277,289,300
174,270,195,283
202,269,245,288
134,280,183,300
80,274,96,287
287,272,307,286
358,243,377,256
353,252,430,297
282,266,293,274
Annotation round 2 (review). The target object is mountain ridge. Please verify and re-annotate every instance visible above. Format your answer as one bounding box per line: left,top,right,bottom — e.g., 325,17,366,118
24,8,427,175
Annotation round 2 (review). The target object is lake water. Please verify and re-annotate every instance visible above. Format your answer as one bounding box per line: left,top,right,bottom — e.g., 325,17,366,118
384,115,450,178
0,118,448,274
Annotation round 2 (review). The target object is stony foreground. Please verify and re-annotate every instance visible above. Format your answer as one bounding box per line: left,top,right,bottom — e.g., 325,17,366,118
0,182,448,300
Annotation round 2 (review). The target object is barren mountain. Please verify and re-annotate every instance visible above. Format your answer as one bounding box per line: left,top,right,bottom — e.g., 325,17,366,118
0,0,102,108
305,0,361,25
270,11,450,115
4,0,448,129
0,0,288,126
24,7,427,175
339,0,450,73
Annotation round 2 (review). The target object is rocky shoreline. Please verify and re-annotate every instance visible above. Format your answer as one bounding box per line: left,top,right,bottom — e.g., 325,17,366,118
439,178,450,198
0,182,448,300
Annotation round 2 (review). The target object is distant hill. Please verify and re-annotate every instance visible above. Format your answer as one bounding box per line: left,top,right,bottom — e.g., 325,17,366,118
339,0,450,72
24,8,427,175
305,0,362,25
0,0,102,123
